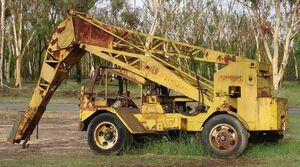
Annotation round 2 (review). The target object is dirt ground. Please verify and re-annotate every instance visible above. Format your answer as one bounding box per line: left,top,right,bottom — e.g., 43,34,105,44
0,109,264,167
0,110,93,159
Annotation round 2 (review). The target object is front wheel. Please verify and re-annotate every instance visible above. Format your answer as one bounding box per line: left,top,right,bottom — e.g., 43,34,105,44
201,114,248,158
87,113,129,155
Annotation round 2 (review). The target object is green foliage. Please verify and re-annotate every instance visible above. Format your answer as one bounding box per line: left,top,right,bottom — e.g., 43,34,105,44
121,10,140,28
294,34,300,53
93,0,140,28
40,0,96,13
111,0,126,15
294,34,300,73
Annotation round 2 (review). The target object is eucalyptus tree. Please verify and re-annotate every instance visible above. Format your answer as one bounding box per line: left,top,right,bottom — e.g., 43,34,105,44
239,0,300,90
0,0,5,87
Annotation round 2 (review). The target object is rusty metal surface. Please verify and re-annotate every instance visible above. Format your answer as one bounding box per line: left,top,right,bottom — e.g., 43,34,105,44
216,55,236,64
9,46,85,143
113,107,151,134
277,98,288,131
8,111,25,143
104,68,146,85
73,17,113,49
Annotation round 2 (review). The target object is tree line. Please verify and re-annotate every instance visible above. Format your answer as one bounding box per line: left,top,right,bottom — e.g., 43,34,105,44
0,0,299,90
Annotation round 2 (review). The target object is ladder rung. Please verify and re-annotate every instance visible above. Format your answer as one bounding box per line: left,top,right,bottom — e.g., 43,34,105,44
39,84,49,90
46,60,59,63
39,83,49,87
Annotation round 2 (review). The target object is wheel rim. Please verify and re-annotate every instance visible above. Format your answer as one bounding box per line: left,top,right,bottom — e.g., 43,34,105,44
209,123,238,152
94,122,118,150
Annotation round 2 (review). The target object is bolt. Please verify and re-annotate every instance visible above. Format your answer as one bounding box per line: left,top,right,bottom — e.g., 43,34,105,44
104,131,113,140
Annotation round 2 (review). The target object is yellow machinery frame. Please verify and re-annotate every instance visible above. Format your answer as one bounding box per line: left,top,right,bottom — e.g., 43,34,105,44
8,10,288,157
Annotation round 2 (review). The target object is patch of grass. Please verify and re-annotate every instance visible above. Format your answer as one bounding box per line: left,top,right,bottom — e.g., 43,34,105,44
245,141,300,157
0,80,87,103
273,81,300,107
125,134,204,156
242,114,300,166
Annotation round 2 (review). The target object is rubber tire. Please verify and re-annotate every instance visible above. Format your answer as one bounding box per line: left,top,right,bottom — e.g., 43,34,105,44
201,114,248,158
87,113,129,155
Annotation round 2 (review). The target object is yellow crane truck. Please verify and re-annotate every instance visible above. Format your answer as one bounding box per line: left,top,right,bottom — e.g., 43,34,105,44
8,10,288,157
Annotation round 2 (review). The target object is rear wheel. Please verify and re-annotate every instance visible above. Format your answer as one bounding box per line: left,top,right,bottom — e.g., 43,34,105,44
201,114,248,158
87,113,129,155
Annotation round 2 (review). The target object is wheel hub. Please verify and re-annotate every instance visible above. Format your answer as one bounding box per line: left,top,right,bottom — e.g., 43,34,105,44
219,134,226,141
209,124,238,152
104,131,113,140
94,122,118,150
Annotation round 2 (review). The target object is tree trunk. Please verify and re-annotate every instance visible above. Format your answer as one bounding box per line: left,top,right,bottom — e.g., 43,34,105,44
145,0,161,48
88,53,95,78
271,0,281,90
6,38,12,83
31,53,35,80
5,16,12,83
294,54,299,81
254,32,261,62
28,61,32,79
15,56,22,87
76,62,81,83
12,13,22,87
38,37,43,74
11,1,35,87
0,0,5,87
273,75,281,90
